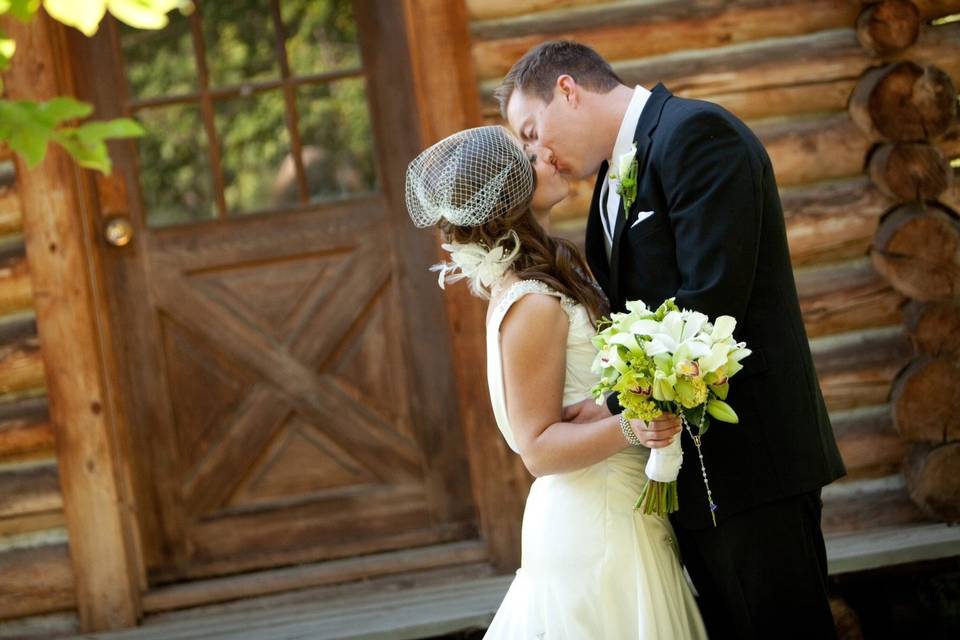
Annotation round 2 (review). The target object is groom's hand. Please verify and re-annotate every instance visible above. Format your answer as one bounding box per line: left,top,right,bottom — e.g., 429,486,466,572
562,398,612,423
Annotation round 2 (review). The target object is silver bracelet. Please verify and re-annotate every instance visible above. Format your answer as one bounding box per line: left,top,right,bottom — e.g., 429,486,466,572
619,414,643,447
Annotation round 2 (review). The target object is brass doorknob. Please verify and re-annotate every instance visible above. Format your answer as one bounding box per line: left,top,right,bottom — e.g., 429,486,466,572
104,216,134,247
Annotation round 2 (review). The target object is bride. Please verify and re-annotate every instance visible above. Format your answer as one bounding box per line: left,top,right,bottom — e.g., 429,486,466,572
406,126,706,639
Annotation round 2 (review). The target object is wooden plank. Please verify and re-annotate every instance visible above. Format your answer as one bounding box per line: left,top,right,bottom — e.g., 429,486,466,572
403,0,530,572
0,536,75,620
826,522,960,575
0,460,61,518
0,395,53,462
796,258,905,338
0,248,34,316
821,474,930,534
0,314,46,395
477,21,960,122
754,112,870,188
782,177,893,267
830,404,908,479
0,509,66,536
811,326,915,412
143,563,496,626
142,540,489,614
3,13,140,630
80,575,512,640
466,0,596,21
0,611,79,639
471,0,861,81
552,176,894,267
0,183,24,235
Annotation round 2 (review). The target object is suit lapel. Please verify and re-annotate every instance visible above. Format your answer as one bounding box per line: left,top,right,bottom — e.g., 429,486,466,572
607,83,672,309
584,160,611,296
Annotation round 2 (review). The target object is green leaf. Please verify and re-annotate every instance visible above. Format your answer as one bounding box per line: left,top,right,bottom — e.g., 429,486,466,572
38,96,93,124
9,120,52,167
76,117,145,140
0,0,40,20
54,128,111,173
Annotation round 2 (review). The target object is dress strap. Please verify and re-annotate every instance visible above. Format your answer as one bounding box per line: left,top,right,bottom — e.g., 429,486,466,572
490,279,577,329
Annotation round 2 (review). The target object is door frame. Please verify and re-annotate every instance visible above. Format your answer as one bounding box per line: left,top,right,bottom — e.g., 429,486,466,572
7,0,527,631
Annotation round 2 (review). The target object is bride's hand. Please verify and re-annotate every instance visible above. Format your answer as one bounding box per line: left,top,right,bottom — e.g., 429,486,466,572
630,413,682,448
562,398,612,423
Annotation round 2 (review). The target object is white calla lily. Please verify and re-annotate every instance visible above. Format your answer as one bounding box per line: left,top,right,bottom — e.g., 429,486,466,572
711,316,737,342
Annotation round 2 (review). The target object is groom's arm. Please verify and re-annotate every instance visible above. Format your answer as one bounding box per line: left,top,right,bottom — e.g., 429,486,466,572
660,110,763,322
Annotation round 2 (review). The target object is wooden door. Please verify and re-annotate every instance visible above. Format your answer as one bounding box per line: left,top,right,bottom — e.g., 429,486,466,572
68,0,477,584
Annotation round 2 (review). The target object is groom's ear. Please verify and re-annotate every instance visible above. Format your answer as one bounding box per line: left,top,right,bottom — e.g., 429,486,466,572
556,74,579,108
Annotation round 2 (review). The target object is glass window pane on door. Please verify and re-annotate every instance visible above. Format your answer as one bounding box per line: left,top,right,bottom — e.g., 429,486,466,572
282,0,362,76
215,90,292,215
118,11,197,100
121,0,378,226
201,0,280,88
296,79,377,202
137,104,216,227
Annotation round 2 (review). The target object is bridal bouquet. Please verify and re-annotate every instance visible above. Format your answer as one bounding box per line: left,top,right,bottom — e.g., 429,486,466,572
590,298,750,523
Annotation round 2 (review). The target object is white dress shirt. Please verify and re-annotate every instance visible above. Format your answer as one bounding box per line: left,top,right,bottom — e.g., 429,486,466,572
601,85,651,259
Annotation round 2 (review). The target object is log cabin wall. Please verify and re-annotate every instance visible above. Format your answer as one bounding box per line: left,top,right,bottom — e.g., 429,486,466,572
0,150,78,634
0,50,104,640
467,0,960,534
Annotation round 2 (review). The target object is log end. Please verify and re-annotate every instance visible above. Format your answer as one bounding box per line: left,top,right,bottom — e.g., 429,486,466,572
856,0,921,55
892,357,960,443
905,442,960,522
871,203,960,301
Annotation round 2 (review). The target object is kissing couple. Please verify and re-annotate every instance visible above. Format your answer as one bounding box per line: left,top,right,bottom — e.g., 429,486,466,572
405,40,846,640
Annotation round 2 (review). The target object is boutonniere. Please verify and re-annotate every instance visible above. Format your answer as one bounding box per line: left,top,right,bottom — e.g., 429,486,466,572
609,142,639,216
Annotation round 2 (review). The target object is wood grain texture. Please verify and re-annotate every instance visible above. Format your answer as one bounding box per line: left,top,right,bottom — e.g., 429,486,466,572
782,177,893,267
903,300,960,359
849,61,958,142
0,315,45,395
0,396,52,463
811,327,914,412
478,20,960,122
871,203,960,301
821,474,930,534
471,0,861,80
856,0,921,54
869,142,952,201
905,442,960,522
404,0,530,572
891,356,960,443
831,405,908,480
3,13,140,629
796,259,905,339
0,183,24,235
0,541,75,620
0,461,61,518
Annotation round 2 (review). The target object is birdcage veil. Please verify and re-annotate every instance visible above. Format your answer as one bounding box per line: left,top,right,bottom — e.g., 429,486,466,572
405,126,535,229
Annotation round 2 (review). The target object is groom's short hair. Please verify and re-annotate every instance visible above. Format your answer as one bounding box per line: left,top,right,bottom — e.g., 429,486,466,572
495,41,622,118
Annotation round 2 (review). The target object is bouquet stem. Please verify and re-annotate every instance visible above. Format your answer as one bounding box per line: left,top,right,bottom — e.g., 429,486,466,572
634,479,679,516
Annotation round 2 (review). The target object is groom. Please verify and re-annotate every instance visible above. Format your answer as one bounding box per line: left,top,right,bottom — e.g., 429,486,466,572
497,41,846,638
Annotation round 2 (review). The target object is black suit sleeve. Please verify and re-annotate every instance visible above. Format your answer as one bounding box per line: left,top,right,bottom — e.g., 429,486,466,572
660,111,763,322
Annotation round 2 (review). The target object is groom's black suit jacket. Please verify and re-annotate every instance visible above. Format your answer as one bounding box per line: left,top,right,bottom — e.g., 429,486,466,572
586,84,846,530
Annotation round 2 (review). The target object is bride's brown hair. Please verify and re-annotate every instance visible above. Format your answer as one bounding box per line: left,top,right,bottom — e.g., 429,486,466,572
438,204,609,325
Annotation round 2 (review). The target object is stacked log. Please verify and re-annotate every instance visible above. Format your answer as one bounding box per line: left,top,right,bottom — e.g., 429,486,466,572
847,1,960,524
0,154,72,624
468,0,960,533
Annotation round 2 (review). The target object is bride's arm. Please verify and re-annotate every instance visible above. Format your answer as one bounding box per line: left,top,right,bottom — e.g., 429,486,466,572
500,294,677,477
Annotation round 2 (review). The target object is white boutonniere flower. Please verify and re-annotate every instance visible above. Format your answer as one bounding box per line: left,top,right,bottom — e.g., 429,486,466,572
608,142,639,216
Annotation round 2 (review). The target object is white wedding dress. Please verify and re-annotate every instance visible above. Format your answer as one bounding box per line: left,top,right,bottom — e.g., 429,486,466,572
484,279,708,639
